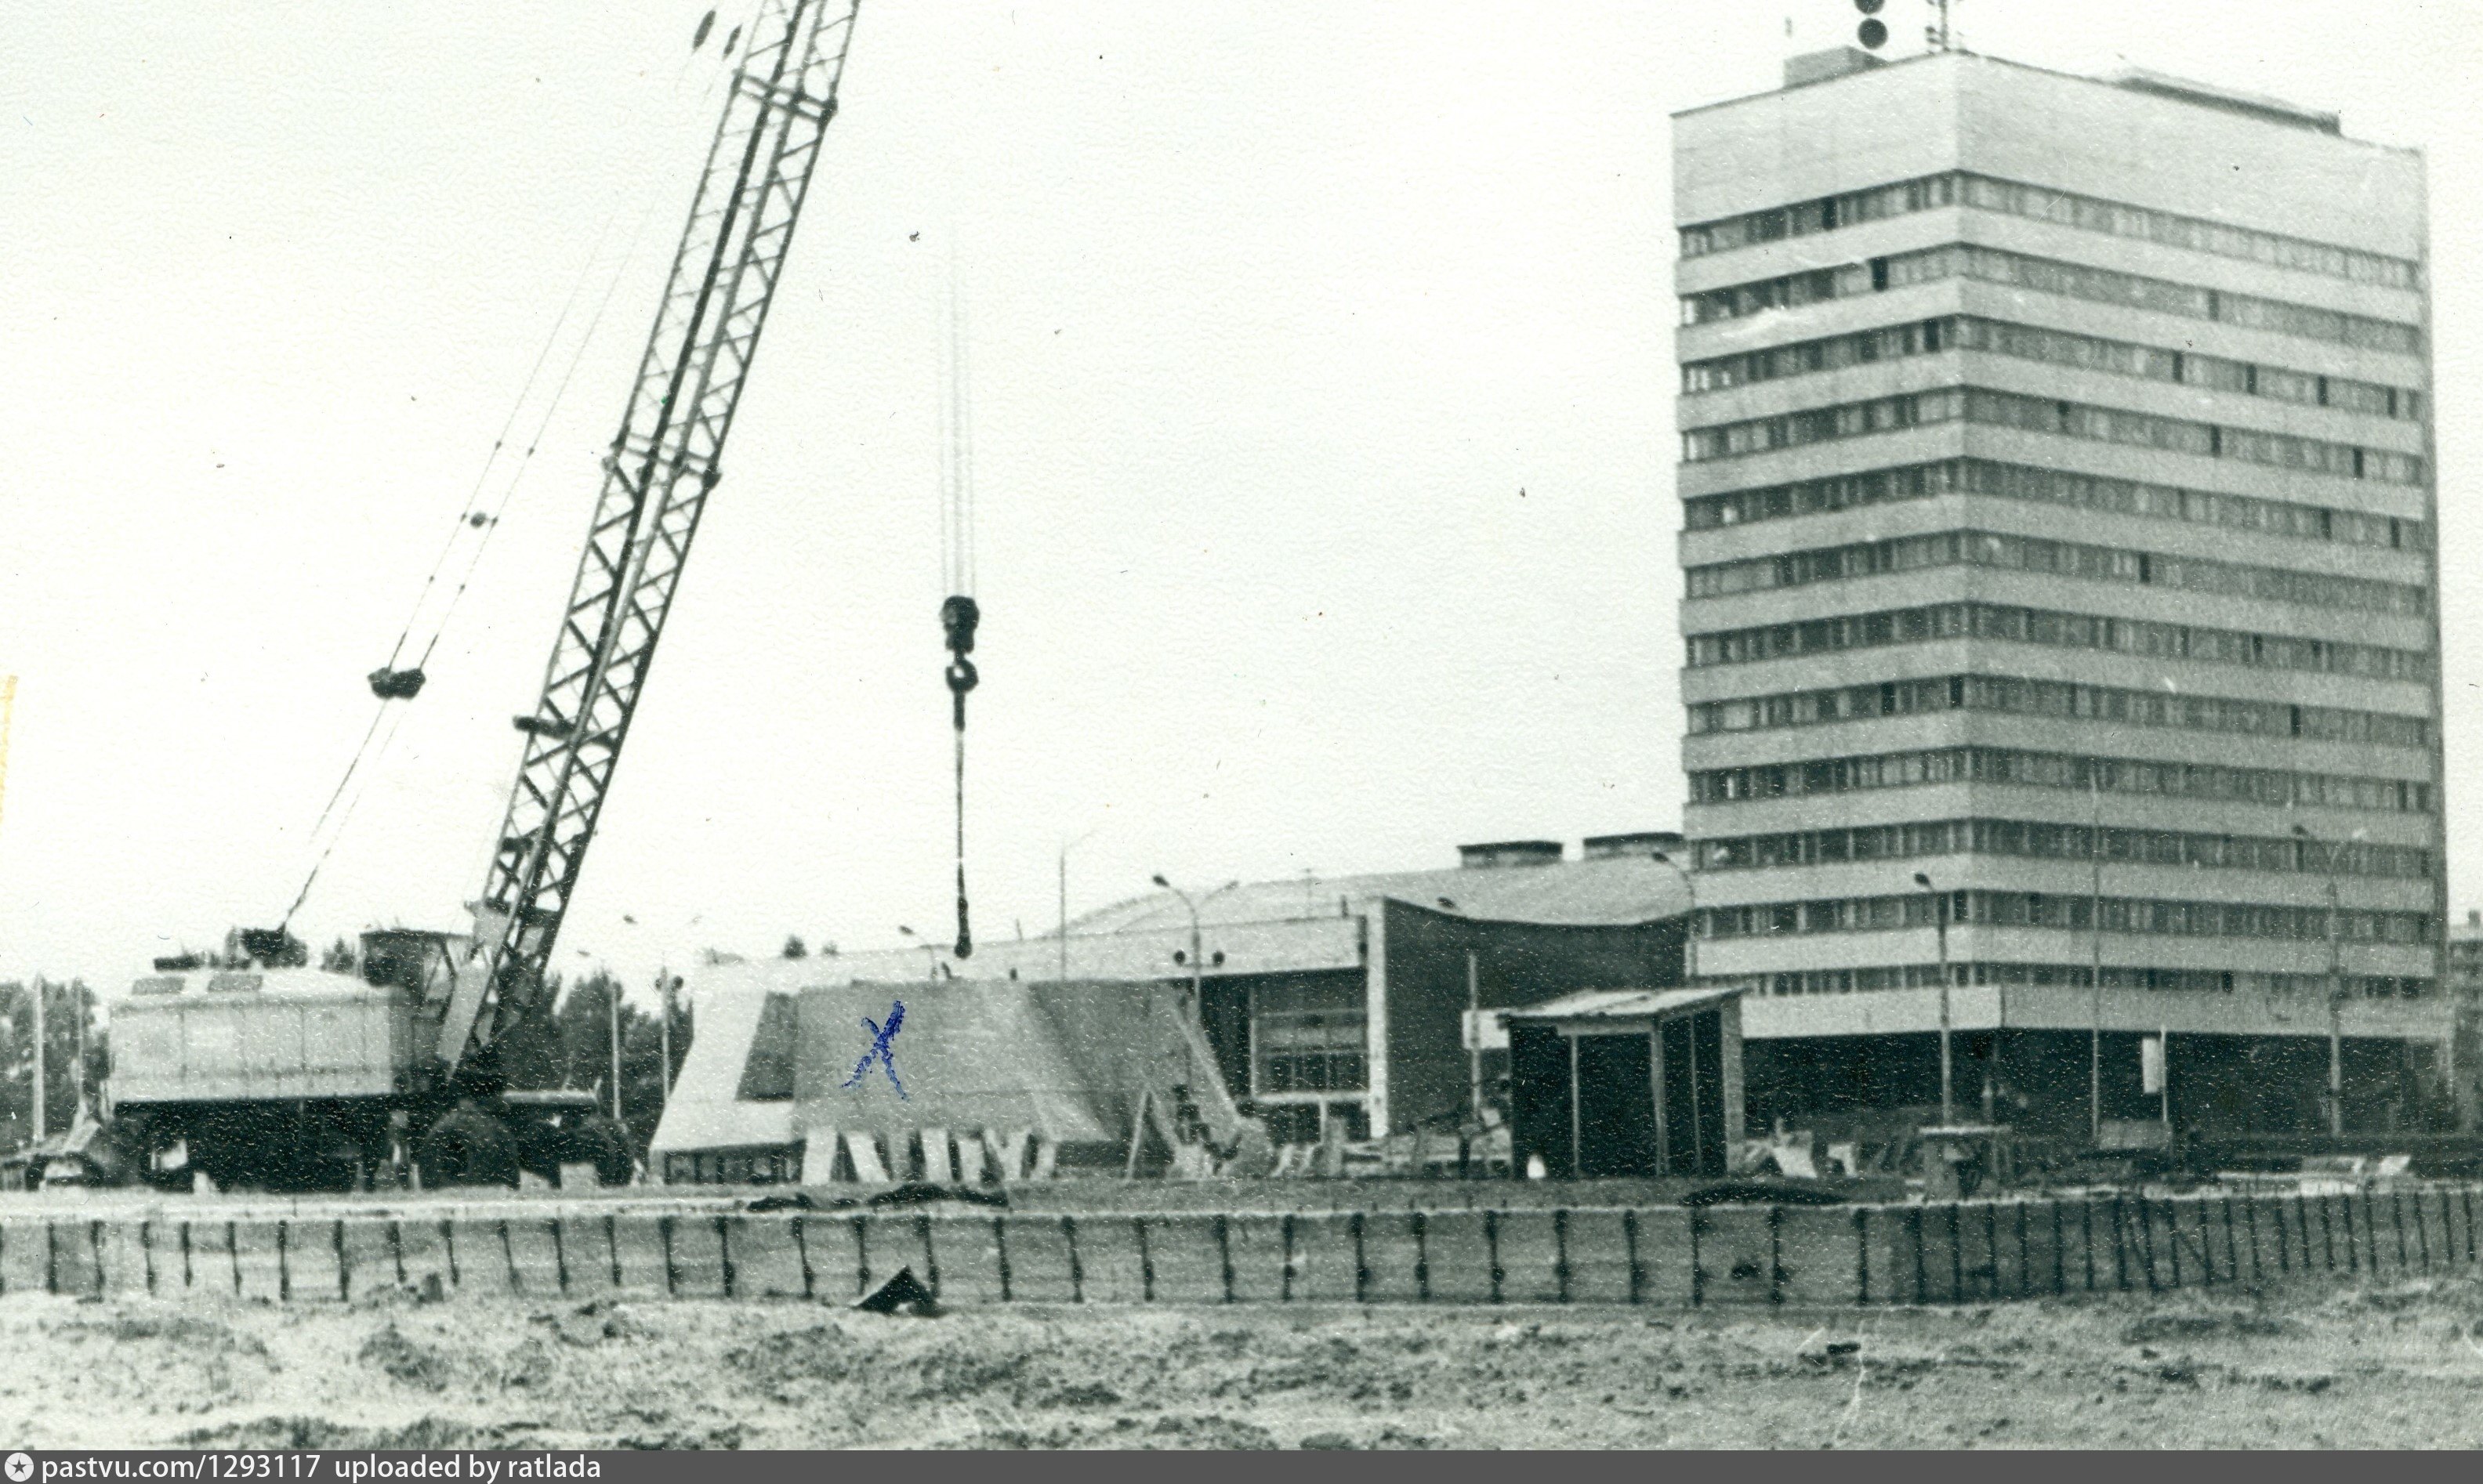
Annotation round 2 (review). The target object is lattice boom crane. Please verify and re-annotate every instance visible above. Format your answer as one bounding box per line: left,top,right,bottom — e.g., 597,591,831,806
439,0,861,1084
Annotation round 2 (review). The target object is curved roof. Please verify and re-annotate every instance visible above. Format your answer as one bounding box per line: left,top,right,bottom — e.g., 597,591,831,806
1068,852,1691,936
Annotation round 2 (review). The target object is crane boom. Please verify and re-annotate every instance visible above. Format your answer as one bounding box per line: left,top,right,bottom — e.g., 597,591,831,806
438,0,863,1077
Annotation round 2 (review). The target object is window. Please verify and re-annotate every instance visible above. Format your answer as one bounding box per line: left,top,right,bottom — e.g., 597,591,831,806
1254,1011,1368,1093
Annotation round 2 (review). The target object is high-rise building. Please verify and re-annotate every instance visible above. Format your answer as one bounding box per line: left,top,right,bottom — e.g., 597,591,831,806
1673,47,2452,1138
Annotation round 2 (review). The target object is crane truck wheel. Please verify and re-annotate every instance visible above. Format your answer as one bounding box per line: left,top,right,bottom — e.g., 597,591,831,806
417,1101,520,1189
574,1114,635,1188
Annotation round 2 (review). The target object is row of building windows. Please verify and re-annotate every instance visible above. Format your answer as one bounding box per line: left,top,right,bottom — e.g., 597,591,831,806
1683,314,2420,421
1684,460,2425,553
1701,890,2434,947
1727,961,2430,1001
1254,1010,1368,1093
1682,385,2426,485
1685,524,2427,616
1694,816,2432,880
1676,170,2420,291
1682,243,2422,357
1687,673,2428,750
1685,599,2430,683
1690,744,2433,814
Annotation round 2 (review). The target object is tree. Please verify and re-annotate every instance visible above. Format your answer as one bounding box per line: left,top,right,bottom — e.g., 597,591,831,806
320,937,357,975
0,979,103,1149
548,972,694,1158
781,934,807,960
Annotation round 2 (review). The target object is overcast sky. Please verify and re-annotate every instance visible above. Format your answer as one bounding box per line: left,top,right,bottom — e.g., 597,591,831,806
5,0,2481,1001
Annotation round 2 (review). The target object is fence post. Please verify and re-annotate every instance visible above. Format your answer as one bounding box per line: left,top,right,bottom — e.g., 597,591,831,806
1349,1213,1367,1305
1064,1215,1085,1304
1946,1202,1964,1302
794,1216,815,1301
1624,1210,1643,1306
1278,1214,1294,1303
1415,1211,1433,1303
1853,1206,1869,1306
1767,1206,1784,1307
1214,1214,1234,1304
1687,1207,1704,1308
1137,1217,1155,1304
1487,1210,1506,1305
1908,1206,1927,1305
851,1215,870,1298
140,1222,157,1296
991,1217,1010,1302
1554,1209,1572,1305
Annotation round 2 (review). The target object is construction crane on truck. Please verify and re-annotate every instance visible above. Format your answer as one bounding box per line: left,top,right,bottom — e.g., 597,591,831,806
104,0,866,1192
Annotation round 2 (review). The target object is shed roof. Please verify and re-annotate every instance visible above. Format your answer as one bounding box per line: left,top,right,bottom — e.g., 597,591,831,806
1502,985,1745,1025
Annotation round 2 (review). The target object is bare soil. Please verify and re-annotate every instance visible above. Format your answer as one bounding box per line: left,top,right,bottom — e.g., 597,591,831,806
7,1276,2483,1449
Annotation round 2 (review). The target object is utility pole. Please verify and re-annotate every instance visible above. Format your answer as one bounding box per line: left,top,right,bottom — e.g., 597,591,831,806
1466,950,1484,1120
29,979,44,1146
2089,768,2105,1145
2295,823,2350,1137
606,971,622,1124
1915,871,1953,1126
657,968,676,1110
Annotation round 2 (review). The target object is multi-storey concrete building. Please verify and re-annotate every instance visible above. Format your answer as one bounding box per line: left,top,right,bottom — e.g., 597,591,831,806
1673,48,2452,1139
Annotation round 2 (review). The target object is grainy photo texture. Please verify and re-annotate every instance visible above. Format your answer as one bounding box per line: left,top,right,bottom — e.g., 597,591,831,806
4,0,2481,1454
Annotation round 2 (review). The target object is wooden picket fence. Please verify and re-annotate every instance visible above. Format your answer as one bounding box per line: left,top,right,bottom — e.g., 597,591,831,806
2,1185,2474,1307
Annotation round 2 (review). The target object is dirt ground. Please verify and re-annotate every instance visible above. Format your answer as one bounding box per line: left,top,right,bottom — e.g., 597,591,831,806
8,1274,2483,1450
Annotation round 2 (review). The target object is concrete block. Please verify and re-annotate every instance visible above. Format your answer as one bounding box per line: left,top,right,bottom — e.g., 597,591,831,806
495,1216,568,1298
1140,1214,1229,1304
984,1128,1031,1181
1355,1210,1429,1304
727,1215,811,1299
0,1222,52,1295
224,1219,291,1302
843,1131,889,1185
1558,1209,1638,1305
921,1215,1008,1305
446,1218,522,1298
341,1218,408,1294
1283,1213,1361,1303
1772,1205,1860,1307
1691,1205,1775,1307
1068,1214,1149,1303
555,1215,625,1297
656,1214,728,1298
994,1214,1083,1302
391,1218,461,1294
805,1214,872,1301
277,1218,349,1303
919,1128,954,1185
1630,1205,1702,1307
605,1214,673,1295
1415,1208,1499,1304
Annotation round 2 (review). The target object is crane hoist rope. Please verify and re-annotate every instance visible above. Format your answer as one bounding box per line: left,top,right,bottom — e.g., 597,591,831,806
280,16,749,933
938,271,978,958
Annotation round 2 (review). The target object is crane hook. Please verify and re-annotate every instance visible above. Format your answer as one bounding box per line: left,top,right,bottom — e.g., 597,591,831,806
941,595,980,957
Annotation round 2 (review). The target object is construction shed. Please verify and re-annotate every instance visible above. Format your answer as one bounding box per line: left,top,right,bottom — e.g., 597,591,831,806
1504,986,1746,1179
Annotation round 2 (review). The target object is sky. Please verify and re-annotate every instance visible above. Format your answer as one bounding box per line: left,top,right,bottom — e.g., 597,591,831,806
4,1,2481,1005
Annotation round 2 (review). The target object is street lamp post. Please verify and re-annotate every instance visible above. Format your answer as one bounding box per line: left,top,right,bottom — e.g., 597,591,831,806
2293,824,2351,1137
1150,874,1241,1015
1914,871,1953,1127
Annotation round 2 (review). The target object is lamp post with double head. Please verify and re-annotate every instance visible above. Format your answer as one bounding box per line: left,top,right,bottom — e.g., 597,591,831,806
1914,870,1953,1127
1151,874,1240,1016
2292,823,2358,1137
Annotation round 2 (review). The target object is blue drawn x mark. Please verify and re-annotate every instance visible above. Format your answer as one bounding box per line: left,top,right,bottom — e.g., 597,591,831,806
843,998,907,1098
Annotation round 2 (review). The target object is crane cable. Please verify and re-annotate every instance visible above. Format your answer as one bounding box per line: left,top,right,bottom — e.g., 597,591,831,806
939,270,979,959
280,18,747,933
